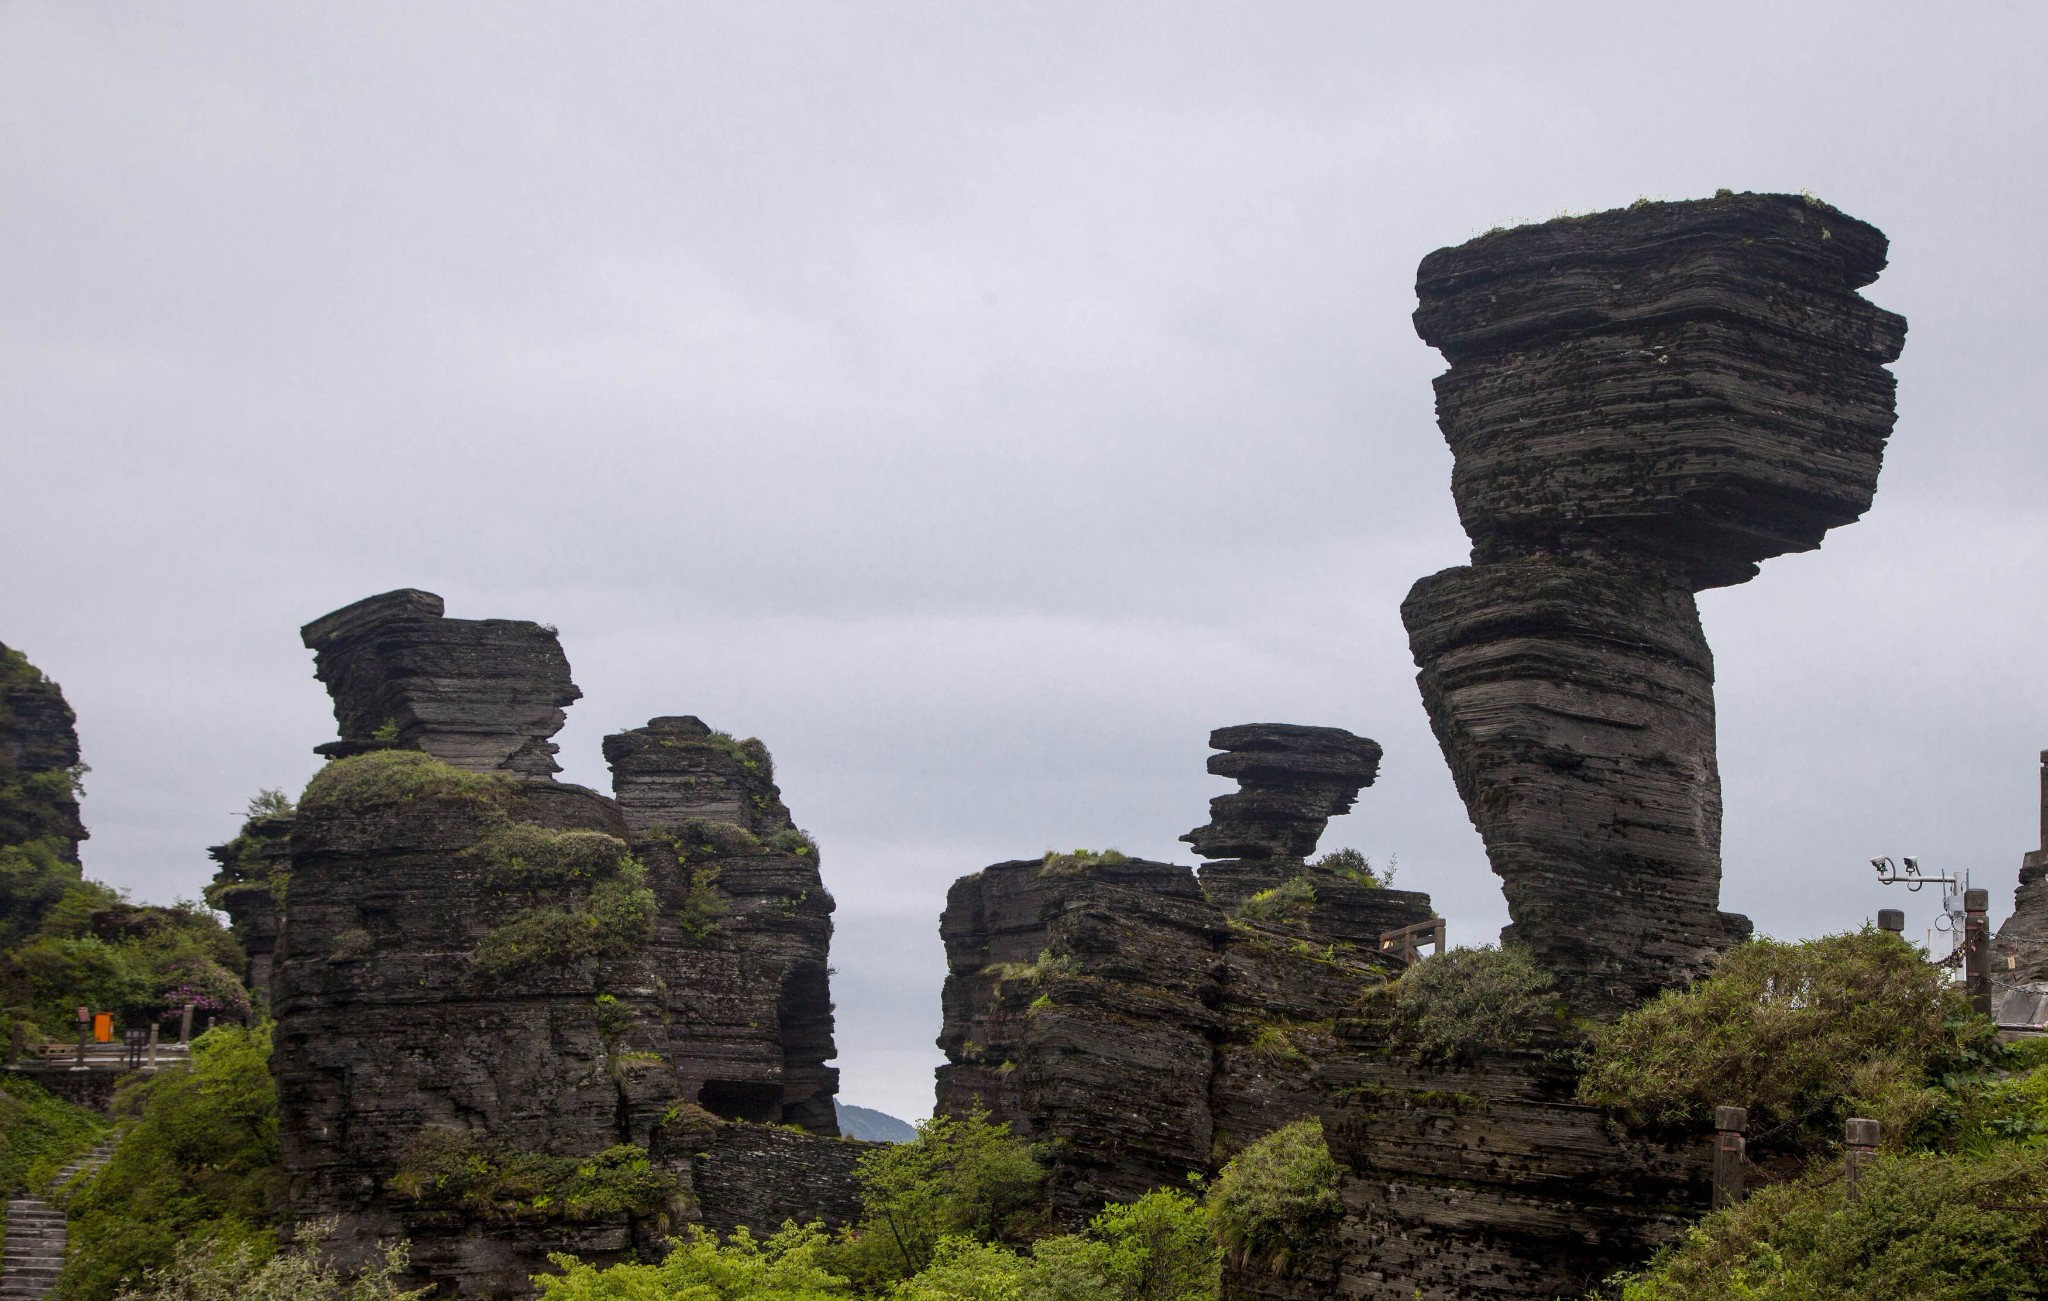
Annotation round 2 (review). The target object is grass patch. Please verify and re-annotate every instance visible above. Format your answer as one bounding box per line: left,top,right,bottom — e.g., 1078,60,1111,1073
299,750,512,813
1206,1117,1341,1276
1237,878,1315,925
1041,849,1129,875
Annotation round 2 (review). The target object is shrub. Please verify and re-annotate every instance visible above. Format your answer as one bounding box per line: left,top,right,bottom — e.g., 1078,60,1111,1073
109,1221,424,1301
388,1128,677,1224
1577,930,1995,1143
1611,1144,2048,1301
299,751,511,813
675,866,729,943
664,818,765,861
1207,1119,1339,1276
1089,1187,1219,1301
61,1024,281,1301
1236,879,1315,926
1310,848,1387,888
842,1112,1047,1281
766,828,819,857
1385,944,1557,1066
0,835,86,949
473,864,656,976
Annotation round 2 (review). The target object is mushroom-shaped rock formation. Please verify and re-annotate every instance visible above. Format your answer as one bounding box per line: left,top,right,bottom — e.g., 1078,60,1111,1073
1403,192,1904,1018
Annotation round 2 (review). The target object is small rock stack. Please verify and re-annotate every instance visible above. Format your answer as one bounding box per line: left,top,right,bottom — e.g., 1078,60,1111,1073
1404,193,1906,1016
205,810,294,1004
1181,723,1383,910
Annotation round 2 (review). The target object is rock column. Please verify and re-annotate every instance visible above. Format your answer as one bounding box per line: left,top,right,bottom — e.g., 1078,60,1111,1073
1403,193,1906,1015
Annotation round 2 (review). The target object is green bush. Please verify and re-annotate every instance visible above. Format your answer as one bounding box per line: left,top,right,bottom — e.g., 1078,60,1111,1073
665,818,766,860
108,1221,425,1301
836,1112,1047,1284
387,1128,677,1224
5,900,248,1036
0,1074,107,1240
299,751,511,813
1612,1144,2048,1301
1205,1118,1340,1276
1310,848,1386,888
1577,930,1995,1145
766,828,819,858
1382,944,1557,1066
61,1024,281,1301
472,872,656,976
0,836,88,949
536,1223,849,1301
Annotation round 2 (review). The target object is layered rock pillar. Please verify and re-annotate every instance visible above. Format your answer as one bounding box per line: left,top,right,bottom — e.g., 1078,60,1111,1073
1403,193,1906,1015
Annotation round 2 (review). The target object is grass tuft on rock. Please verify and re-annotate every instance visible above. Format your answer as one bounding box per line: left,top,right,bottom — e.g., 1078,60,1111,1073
300,750,512,814
388,1128,677,1224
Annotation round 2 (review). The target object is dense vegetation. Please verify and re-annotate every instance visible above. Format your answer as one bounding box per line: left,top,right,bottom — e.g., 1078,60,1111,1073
1370,942,1562,1065
59,1024,283,1301
536,1111,1232,1301
1592,932,2048,1298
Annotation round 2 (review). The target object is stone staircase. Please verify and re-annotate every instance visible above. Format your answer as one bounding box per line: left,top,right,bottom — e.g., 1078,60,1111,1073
2,1138,116,1301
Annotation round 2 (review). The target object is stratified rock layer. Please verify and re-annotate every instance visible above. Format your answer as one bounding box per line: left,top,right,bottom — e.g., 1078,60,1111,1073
1403,564,1749,1012
938,854,1433,1221
607,718,839,1137
301,589,581,775
205,811,294,1004
0,642,88,947
275,595,850,1297
1414,193,1907,592
1403,193,1902,1018
1183,724,1383,862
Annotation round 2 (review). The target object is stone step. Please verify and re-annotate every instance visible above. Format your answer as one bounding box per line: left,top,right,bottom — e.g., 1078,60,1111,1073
1,1194,67,1301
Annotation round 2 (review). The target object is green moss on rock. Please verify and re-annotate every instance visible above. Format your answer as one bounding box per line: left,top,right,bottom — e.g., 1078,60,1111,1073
300,750,513,814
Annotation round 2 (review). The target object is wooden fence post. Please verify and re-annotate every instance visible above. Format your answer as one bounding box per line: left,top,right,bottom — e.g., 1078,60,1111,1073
1712,1106,1747,1208
1844,1117,1880,1199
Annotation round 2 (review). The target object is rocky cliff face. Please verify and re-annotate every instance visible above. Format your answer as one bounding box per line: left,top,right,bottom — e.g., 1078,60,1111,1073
1402,193,1904,1017
0,642,88,947
604,717,840,1136
273,593,852,1297
205,811,294,1005
937,726,1434,1223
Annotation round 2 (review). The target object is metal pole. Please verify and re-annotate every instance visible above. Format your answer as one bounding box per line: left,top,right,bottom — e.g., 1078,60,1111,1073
1965,888,1991,1016
1712,1106,1747,1208
1844,1117,1880,1199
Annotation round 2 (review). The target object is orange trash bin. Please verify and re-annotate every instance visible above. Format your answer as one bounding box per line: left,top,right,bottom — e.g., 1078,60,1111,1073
93,1012,114,1043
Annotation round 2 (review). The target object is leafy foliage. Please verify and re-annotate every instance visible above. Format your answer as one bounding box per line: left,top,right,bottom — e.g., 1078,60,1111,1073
1381,944,1557,1066
1577,930,1995,1144
61,1024,282,1301
840,1112,1047,1282
387,1128,677,1224
470,825,635,890
110,1221,425,1301
4,900,247,1038
1204,1118,1339,1276
0,1073,107,1241
537,1222,848,1301
1611,1144,2048,1301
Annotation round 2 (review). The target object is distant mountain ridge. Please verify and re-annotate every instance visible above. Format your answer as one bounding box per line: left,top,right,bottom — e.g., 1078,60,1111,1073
834,1100,916,1143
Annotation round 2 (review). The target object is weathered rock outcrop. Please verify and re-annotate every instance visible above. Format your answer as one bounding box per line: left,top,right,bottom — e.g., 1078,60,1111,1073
205,810,294,1004
274,593,850,1297
1996,751,2048,987
0,642,88,947
301,589,581,775
604,717,840,1136
1403,193,1904,1017
937,726,1434,1222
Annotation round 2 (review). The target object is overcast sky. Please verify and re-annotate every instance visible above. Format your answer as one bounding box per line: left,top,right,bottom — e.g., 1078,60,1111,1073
5,3,2045,1123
